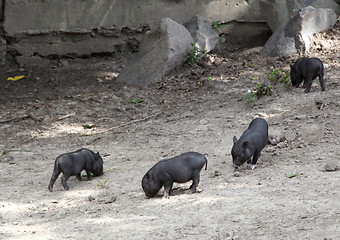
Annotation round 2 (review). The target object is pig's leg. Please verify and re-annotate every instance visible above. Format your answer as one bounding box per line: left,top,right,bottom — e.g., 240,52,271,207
319,74,325,91
247,152,260,170
163,181,173,199
76,173,82,181
61,173,71,190
295,74,303,88
48,169,61,192
190,172,200,193
85,169,92,180
304,76,313,93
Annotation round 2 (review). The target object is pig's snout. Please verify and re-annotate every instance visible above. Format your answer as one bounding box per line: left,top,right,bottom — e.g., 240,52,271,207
232,164,239,168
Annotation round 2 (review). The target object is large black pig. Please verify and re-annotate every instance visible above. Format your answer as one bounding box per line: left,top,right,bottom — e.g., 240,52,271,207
290,57,325,93
142,152,207,199
48,148,104,191
231,118,268,170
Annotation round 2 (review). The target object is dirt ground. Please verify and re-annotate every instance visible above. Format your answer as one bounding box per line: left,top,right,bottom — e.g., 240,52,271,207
0,21,339,240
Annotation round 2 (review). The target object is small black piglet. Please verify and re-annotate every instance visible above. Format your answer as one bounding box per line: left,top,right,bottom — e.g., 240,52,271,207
290,57,325,93
48,148,104,191
231,118,268,170
142,152,207,199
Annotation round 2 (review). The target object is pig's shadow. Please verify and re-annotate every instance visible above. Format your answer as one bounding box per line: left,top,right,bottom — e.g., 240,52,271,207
154,187,194,198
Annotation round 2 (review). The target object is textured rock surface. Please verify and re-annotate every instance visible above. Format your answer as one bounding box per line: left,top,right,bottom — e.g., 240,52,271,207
184,15,219,53
0,38,6,65
116,18,193,87
261,6,337,56
260,0,340,32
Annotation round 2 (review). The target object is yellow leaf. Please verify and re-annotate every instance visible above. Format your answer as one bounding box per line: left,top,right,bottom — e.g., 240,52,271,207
7,75,25,81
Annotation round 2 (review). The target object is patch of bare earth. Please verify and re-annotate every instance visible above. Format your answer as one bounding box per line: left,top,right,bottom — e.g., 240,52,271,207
0,21,339,239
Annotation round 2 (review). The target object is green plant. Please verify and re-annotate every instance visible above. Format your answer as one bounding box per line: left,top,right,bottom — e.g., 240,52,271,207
243,82,273,105
130,99,144,104
254,82,273,97
243,90,258,105
211,21,227,32
97,179,107,188
266,66,291,87
184,43,207,66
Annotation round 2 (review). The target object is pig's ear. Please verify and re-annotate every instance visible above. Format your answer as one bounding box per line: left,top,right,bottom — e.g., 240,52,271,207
233,136,237,144
145,173,150,179
242,141,249,148
290,64,293,69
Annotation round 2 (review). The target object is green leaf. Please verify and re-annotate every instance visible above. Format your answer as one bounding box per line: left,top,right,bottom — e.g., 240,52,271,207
130,99,144,104
285,173,299,178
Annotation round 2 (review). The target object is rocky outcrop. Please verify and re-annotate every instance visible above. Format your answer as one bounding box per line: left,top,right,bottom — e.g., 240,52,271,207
0,38,6,65
1,0,263,65
261,6,337,57
184,15,219,53
260,0,340,32
116,18,193,87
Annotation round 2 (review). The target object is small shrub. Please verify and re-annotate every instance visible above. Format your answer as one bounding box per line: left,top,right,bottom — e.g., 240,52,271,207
254,82,273,97
184,43,207,66
244,82,272,105
266,66,291,87
211,21,227,32
97,179,107,189
244,90,257,105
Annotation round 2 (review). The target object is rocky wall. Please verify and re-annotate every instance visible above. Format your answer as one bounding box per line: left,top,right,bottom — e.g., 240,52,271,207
0,0,264,65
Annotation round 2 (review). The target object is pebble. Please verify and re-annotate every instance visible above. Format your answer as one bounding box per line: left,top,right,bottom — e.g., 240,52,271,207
284,130,298,142
324,162,338,171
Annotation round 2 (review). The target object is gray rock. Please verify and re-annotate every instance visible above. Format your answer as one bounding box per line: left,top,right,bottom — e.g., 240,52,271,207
261,6,337,57
284,130,298,142
0,38,6,65
16,56,50,67
260,0,340,32
269,137,278,145
117,18,193,87
184,15,219,53
324,162,339,171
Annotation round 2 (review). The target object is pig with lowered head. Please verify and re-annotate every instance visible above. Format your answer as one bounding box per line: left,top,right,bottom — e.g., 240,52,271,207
48,148,104,191
231,118,268,170
142,152,207,199
290,57,325,93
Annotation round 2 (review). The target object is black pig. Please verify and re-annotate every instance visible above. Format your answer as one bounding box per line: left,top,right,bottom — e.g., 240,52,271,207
290,57,325,93
142,152,207,199
48,148,104,191
231,118,268,170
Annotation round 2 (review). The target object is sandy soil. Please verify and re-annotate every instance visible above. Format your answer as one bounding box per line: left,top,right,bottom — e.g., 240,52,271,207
0,21,339,240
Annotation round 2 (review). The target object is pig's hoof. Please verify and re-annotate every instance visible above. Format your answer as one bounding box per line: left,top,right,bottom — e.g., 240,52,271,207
163,191,170,199
246,163,256,170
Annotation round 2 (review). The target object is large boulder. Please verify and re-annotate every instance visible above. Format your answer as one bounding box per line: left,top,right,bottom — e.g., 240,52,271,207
0,38,6,65
116,18,193,87
184,15,219,53
261,6,337,57
260,0,340,32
